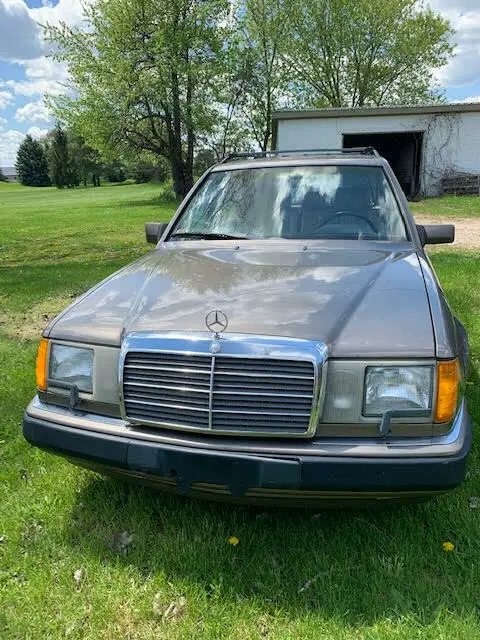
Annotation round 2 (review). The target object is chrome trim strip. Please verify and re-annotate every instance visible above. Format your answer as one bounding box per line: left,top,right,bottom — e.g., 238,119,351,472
119,331,328,438
213,390,313,398
213,371,314,379
208,356,215,429
126,398,210,412
124,364,211,375
124,381,210,394
27,396,468,458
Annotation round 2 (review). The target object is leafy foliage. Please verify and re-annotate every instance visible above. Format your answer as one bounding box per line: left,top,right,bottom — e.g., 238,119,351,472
45,0,230,197
287,0,453,107
0,167,7,182
104,161,126,183
234,0,299,151
131,160,156,184
45,0,454,188
15,135,51,187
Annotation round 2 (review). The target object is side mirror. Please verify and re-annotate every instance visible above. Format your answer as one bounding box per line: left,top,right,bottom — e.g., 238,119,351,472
416,224,455,246
145,222,168,244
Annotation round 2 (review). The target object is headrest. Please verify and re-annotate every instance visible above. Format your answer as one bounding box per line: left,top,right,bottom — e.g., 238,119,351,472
334,186,371,211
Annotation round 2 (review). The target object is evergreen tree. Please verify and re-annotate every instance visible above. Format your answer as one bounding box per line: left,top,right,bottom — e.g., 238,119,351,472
0,167,7,182
48,125,78,188
15,135,51,187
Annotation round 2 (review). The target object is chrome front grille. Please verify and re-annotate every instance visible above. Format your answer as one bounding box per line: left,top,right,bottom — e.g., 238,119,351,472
212,357,314,432
120,333,327,438
123,353,211,430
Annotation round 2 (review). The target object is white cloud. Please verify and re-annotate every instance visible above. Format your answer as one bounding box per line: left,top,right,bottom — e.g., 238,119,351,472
0,90,14,109
30,0,87,30
23,56,69,82
5,77,65,97
15,100,52,123
5,58,70,97
454,95,480,103
0,116,7,130
0,124,49,166
430,0,480,11
0,0,44,61
0,0,89,111
0,0,88,62
27,126,49,139
428,1,480,88
0,128,24,165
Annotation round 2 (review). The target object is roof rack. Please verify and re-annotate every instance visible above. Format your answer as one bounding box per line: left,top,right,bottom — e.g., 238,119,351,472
219,147,380,163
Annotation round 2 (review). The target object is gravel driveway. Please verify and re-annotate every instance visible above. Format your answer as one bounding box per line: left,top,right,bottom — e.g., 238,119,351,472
414,215,480,250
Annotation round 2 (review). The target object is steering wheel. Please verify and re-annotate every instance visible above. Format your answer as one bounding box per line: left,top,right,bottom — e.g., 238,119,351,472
314,210,379,234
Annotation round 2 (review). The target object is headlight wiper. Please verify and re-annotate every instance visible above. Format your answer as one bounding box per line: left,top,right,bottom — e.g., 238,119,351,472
48,380,80,410
169,232,248,240
379,408,431,438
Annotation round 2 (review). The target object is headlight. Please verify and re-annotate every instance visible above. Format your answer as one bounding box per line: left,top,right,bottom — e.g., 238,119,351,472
364,366,433,416
49,344,94,393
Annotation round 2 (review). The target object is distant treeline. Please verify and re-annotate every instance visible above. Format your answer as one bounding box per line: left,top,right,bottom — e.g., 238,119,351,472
15,126,171,188
14,125,226,189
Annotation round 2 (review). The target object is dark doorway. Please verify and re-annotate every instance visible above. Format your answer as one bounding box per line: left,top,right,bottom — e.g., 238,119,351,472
343,131,423,199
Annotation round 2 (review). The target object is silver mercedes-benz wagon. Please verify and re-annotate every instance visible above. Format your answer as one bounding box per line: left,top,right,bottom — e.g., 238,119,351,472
23,149,471,505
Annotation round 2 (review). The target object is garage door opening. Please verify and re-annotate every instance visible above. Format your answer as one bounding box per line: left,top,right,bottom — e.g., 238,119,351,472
343,132,423,199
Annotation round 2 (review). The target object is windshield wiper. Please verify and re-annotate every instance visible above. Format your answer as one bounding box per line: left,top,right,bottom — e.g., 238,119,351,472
169,231,248,241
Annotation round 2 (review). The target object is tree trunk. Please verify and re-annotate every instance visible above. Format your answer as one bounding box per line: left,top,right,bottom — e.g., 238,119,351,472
170,155,193,199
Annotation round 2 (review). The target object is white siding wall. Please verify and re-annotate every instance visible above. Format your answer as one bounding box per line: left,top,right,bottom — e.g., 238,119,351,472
277,112,480,196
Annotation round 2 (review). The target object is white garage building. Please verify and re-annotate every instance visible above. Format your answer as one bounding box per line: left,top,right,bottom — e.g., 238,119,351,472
272,103,480,198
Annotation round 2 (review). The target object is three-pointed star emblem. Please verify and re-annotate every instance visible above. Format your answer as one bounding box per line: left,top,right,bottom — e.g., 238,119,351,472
206,310,228,334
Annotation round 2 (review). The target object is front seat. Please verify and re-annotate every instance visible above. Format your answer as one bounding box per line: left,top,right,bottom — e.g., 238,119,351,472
300,190,330,236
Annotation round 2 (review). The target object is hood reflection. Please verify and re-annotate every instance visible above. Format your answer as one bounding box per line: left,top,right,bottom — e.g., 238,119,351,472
47,243,434,358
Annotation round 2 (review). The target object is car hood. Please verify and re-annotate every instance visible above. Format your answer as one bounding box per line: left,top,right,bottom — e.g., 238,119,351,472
46,241,435,358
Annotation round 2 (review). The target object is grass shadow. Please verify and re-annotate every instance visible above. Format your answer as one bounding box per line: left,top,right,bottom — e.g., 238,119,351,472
64,463,480,626
118,193,177,210
60,345,480,627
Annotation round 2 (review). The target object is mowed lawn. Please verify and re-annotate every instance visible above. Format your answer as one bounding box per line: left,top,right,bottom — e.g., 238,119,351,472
411,194,480,218
1,182,480,639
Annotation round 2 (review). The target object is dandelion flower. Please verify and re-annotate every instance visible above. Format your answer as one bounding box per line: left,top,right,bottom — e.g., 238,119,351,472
228,536,239,546
442,541,455,552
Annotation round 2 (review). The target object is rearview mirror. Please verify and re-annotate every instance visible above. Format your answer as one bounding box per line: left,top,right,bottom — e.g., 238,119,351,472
145,222,168,244
416,224,455,246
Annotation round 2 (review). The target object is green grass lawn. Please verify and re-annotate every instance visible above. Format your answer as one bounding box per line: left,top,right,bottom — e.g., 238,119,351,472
1,184,479,639
411,195,480,218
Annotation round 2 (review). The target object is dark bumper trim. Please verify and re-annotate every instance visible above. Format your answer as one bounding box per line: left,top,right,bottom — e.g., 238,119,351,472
23,411,471,498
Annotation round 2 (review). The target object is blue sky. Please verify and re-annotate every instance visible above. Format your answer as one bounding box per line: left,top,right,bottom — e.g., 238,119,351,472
1,0,480,167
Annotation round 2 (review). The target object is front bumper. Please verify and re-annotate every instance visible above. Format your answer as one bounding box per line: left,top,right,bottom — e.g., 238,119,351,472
23,398,472,504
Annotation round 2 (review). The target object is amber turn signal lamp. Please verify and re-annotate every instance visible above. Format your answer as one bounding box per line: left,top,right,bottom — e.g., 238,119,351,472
435,359,459,423
36,338,49,391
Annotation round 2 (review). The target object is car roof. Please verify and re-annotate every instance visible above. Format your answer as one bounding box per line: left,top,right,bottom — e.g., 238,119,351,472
211,150,387,172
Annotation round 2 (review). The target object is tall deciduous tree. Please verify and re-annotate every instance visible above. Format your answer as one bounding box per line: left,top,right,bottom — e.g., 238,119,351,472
15,135,51,187
45,0,230,197
235,0,297,151
287,0,454,107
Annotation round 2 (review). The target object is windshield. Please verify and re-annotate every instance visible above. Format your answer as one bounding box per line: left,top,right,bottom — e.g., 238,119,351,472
169,165,407,241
